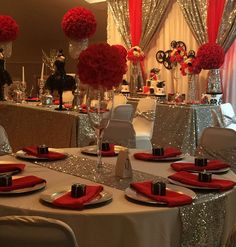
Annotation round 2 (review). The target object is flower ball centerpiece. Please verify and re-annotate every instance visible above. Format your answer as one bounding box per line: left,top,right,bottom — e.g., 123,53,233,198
197,43,225,105
61,6,97,59
0,15,19,58
77,43,127,172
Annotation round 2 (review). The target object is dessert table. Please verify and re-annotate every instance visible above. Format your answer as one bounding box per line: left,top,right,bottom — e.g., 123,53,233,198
0,102,95,152
0,148,235,247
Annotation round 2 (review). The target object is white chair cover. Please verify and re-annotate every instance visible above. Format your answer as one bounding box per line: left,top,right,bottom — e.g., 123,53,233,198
220,103,236,131
132,97,156,150
112,104,133,121
103,119,136,148
211,109,224,128
195,127,236,172
0,125,12,155
62,90,74,103
226,224,236,247
0,215,79,247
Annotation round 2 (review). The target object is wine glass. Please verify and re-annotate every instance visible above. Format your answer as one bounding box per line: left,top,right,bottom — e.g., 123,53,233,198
86,87,114,174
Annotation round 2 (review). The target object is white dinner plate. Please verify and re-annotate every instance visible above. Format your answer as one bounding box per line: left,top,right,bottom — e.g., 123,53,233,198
40,188,112,208
81,145,127,156
168,178,225,190
0,176,46,195
125,184,196,205
15,148,67,161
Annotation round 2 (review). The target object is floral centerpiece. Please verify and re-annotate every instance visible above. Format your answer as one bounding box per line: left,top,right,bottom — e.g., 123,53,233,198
77,43,127,90
77,43,127,172
0,15,19,58
127,46,145,64
197,42,225,98
61,6,97,59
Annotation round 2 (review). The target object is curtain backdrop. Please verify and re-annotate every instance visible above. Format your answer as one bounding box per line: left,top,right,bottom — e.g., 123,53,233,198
107,0,236,110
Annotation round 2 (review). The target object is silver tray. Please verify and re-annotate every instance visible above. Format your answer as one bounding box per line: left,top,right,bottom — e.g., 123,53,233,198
15,148,67,161
40,188,112,208
81,145,127,156
125,183,196,205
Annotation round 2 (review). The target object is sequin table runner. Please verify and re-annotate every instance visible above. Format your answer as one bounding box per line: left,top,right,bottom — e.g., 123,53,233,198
36,155,227,247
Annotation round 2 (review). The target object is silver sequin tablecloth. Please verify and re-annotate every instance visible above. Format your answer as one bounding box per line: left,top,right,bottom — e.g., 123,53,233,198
0,102,95,151
152,103,220,155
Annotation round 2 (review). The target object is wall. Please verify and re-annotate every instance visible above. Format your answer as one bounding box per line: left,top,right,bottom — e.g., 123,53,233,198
0,0,107,96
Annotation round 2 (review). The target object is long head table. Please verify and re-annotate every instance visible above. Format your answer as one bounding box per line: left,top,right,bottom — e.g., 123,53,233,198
0,148,235,247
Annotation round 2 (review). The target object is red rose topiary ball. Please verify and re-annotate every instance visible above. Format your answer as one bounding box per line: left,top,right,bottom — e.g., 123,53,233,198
197,43,225,70
61,6,97,41
77,43,127,90
0,15,19,42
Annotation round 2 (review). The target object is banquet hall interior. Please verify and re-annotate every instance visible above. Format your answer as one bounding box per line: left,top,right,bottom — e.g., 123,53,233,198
0,0,236,247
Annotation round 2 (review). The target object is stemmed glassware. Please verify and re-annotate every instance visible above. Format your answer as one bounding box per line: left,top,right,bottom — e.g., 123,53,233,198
86,87,114,174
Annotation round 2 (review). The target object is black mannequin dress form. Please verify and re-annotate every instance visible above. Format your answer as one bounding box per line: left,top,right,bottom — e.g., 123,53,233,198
45,50,76,110
0,49,12,100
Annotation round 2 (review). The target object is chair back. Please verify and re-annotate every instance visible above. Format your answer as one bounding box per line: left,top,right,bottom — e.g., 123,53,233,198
62,90,74,103
0,215,79,247
0,125,12,155
103,119,136,148
112,104,133,121
225,224,236,247
132,97,156,149
196,127,236,171
136,96,156,113
220,103,236,131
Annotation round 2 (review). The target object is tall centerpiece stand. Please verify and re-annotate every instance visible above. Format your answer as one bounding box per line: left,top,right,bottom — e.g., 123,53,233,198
0,15,19,101
77,43,127,175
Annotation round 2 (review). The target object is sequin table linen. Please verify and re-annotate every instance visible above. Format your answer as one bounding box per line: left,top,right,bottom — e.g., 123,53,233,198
0,102,95,152
152,103,220,155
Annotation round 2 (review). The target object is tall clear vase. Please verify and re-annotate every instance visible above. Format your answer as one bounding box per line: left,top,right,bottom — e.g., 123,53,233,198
186,74,198,103
207,69,222,94
87,87,114,174
129,63,139,97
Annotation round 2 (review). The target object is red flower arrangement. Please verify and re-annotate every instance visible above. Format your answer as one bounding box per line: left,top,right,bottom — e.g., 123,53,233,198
180,54,201,76
77,43,127,90
127,46,145,64
61,7,97,41
197,43,225,69
0,15,19,42
170,47,187,64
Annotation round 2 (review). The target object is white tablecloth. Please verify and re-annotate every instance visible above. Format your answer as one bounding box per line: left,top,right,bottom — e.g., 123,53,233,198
0,149,235,247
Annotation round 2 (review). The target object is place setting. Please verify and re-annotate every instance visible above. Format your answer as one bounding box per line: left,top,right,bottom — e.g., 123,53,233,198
133,146,184,162
81,142,127,157
40,183,112,210
170,157,231,174
0,174,46,195
0,161,26,176
15,145,68,161
124,180,196,207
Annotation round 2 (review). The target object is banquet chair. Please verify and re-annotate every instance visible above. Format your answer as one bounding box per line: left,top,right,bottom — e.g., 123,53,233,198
0,125,12,155
132,97,156,150
195,127,236,171
112,104,133,121
225,224,236,247
62,90,74,103
211,109,224,127
220,103,236,131
103,119,136,148
0,215,79,247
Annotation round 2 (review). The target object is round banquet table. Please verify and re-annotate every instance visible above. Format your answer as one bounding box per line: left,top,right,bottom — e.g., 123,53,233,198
0,148,235,247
